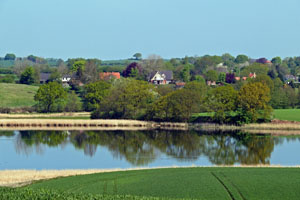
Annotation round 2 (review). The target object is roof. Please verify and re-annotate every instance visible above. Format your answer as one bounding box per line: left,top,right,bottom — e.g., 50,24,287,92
40,73,51,82
149,71,173,81
99,72,121,80
175,82,185,86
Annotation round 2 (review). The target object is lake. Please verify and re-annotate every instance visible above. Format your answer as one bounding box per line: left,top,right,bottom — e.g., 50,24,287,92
1,130,300,169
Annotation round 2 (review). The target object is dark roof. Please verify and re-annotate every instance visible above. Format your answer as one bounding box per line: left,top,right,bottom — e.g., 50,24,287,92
40,73,51,82
148,71,173,81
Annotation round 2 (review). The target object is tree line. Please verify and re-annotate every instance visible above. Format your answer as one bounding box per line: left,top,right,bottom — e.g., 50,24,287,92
1,53,300,124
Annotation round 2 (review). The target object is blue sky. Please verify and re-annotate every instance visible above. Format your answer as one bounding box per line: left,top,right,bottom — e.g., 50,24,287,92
0,0,299,60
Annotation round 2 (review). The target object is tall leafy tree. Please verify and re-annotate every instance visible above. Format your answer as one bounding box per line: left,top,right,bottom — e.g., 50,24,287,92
205,70,218,82
208,85,238,123
93,79,156,119
83,81,111,111
20,66,35,85
34,82,67,112
133,53,142,60
237,82,272,123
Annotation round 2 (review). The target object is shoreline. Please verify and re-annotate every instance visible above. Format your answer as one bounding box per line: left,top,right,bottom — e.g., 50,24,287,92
0,118,300,134
2,165,300,187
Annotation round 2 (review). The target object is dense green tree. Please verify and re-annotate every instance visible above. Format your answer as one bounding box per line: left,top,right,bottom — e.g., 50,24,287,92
194,56,222,74
83,81,111,111
72,60,86,78
20,66,35,85
93,79,156,119
205,70,218,82
34,82,67,112
271,57,282,65
193,75,206,83
235,55,249,64
149,81,207,122
133,53,142,60
240,63,269,77
208,85,238,123
4,53,16,60
218,72,226,83
237,82,272,123
180,64,191,82
249,74,274,92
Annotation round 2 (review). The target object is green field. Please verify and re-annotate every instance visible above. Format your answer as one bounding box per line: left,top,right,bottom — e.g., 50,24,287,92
0,168,295,200
0,83,38,108
273,109,300,122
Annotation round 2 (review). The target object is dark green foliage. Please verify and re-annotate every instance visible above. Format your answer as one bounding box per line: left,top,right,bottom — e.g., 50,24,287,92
235,54,248,64
20,66,35,85
179,64,192,82
34,82,67,112
271,56,282,65
4,53,16,60
133,53,142,60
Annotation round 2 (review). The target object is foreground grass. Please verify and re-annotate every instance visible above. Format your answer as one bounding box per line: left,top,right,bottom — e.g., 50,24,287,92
0,83,38,108
20,168,300,200
0,187,186,200
273,109,300,122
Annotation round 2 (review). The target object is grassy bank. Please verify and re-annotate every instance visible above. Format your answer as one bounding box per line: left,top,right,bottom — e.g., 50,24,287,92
273,109,300,122
2,167,300,200
0,83,38,108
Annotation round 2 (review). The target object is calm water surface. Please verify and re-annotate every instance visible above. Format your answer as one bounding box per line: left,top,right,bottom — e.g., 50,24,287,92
0,130,300,169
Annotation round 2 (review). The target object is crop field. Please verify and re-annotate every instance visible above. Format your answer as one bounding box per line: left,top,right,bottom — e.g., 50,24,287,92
10,167,298,200
0,83,38,108
273,109,300,122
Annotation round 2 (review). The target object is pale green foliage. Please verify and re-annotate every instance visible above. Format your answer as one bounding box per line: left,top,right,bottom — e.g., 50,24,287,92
240,63,269,77
237,82,272,123
64,91,82,112
34,82,67,112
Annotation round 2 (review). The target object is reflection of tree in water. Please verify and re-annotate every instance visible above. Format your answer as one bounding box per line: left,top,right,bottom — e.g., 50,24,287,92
0,131,15,137
15,131,68,155
70,131,157,165
14,130,288,165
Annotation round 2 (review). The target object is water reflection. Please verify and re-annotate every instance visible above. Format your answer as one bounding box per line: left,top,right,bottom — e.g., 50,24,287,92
3,130,296,166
